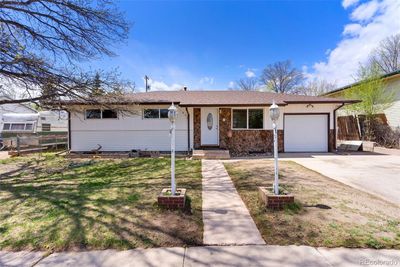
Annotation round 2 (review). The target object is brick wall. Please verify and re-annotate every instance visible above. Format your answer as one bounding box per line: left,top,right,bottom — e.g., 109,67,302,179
329,129,335,152
193,108,201,149
194,107,333,153
219,108,283,155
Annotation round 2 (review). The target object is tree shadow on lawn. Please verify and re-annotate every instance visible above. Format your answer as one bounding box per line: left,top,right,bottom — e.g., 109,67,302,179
0,157,203,251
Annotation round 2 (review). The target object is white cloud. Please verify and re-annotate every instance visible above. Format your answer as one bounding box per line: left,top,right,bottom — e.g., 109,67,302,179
342,0,359,9
245,69,256,78
147,79,183,91
343,23,362,36
309,0,400,86
228,81,235,88
199,76,215,85
351,0,379,21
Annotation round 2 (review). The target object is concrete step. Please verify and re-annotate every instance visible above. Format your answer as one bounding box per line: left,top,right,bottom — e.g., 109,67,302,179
192,149,230,159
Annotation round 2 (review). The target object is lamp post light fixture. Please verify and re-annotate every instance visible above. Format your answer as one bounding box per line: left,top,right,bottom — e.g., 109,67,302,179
269,101,280,195
168,103,177,196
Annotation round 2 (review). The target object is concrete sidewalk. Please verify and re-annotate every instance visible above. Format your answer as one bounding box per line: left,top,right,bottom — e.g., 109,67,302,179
201,159,265,245
1,245,399,267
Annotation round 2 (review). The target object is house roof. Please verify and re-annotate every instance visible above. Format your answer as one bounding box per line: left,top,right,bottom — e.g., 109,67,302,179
323,69,400,96
60,90,359,107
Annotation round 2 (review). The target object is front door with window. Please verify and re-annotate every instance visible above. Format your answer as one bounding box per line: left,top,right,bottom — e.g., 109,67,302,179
201,108,219,146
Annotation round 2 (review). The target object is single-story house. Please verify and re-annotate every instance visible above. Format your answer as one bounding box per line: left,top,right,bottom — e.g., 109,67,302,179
324,70,400,129
61,90,357,154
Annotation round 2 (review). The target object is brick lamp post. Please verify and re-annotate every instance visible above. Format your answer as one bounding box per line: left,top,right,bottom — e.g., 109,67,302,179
168,103,177,195
269,101,280,195
157,103,187,209
258,100,294,209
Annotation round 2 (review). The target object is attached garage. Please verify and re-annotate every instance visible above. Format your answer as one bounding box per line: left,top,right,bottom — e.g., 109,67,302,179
284,114,329,152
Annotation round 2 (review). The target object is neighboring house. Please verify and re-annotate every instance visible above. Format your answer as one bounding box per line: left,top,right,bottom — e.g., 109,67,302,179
323,70,400,129
61,91,356,154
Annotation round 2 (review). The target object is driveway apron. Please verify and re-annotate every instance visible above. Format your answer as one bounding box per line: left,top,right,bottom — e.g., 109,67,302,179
201,159,265,245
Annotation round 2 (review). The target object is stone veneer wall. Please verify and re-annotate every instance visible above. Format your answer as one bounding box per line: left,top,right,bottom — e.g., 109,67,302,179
193,107,335,153
193,108,201,149
329,129,335,152
218,108,284,155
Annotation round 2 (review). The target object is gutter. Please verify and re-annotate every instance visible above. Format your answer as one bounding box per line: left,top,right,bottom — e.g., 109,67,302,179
333,103,345,150
67,111,71,151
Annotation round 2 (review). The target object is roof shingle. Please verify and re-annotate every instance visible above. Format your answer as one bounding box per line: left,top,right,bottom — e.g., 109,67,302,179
61,90,358,106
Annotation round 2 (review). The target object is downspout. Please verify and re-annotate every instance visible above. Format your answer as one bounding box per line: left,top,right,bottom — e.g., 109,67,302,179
185,107,191,155
67,110,71,151
333,103,345,151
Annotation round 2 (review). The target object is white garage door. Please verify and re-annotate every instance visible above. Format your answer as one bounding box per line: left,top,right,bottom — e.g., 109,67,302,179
284,114,328,152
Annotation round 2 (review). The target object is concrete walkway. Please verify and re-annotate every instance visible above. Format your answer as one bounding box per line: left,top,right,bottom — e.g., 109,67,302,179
201,159,265,245
1,245,399,267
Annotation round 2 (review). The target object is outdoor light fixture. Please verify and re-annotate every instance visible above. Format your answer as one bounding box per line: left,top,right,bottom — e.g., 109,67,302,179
168,103,177,195
269,101,280,195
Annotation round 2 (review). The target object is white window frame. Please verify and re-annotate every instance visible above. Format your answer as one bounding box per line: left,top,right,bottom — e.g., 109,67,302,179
2,122,36,132
231,108,264,130
85,109,118,120
142,108,169,119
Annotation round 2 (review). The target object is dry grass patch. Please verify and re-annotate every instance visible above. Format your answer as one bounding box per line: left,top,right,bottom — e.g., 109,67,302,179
0,153,202,251
224,159,400,249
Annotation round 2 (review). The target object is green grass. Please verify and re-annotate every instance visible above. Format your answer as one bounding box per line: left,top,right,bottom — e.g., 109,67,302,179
0,153,203,251
224,160,400,249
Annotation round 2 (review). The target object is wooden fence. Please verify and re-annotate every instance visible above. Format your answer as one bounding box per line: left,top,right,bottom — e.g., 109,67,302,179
4,133,68,156
337,116,360,140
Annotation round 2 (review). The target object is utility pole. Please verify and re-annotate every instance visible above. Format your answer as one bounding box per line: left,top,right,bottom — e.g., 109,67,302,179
144,75,150,92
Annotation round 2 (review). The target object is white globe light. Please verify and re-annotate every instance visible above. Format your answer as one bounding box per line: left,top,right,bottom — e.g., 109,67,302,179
168,103,177,123
269,101,280,122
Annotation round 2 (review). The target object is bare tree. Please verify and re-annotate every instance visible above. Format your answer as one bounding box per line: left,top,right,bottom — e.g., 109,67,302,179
259,60,304,93
294,79,337,96
235,77,259,91
367,34,400,75
0,0,130,105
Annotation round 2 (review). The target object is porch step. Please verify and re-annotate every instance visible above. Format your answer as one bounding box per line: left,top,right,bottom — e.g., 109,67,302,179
192,149,230,159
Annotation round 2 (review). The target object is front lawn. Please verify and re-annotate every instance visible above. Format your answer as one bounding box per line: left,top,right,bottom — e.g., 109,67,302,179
0,153,202,251
224,160,400,249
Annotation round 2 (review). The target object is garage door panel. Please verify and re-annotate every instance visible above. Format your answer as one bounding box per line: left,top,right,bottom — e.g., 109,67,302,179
284,114,328,152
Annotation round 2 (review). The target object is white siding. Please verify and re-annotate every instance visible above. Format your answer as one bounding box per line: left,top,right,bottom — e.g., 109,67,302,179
384,78,400,128
273,103,339,130
231,103,338,131
0,102,37,133
335,77,400,129
70,105,193,152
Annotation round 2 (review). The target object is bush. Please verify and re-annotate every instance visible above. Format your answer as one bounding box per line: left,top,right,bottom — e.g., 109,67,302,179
371,122,400,148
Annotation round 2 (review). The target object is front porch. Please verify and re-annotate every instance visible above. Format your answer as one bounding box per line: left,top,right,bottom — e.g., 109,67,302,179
192,149,230,159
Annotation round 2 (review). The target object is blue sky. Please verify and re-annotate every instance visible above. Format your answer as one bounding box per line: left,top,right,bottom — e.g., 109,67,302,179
91,0,400,91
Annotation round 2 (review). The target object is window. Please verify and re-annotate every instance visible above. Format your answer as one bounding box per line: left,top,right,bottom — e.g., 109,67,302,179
2,123,34,132
42,123,51,131
160,109,169,119
232,109,264,129
232,110,247,129
102,109,118,119
86,109,101,119
11,123,25,131
25,123,33,131
143,109,169,119
85,109,118,119
248,109,263,129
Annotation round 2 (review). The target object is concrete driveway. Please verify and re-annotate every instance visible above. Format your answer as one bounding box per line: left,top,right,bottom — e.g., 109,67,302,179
0,151,9,160
286,153,400,206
